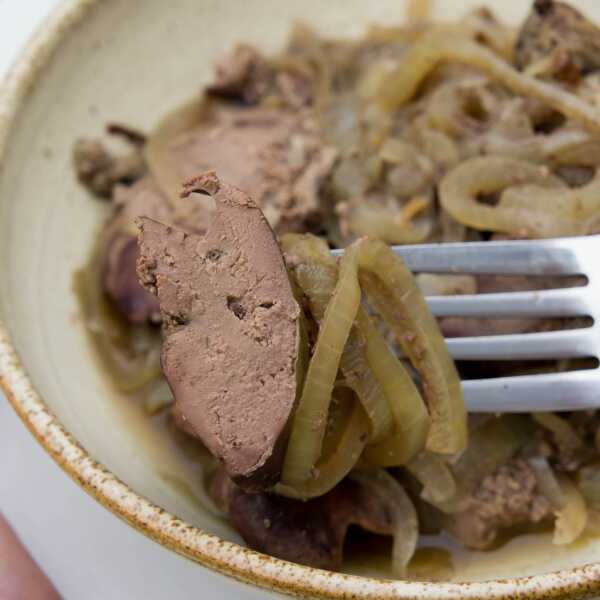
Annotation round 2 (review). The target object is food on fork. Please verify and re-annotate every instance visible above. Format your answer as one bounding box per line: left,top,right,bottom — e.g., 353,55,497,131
137,173,304,490
73,0,600,580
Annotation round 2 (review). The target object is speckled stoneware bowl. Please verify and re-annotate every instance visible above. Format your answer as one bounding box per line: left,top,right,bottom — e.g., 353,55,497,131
3,0,600,597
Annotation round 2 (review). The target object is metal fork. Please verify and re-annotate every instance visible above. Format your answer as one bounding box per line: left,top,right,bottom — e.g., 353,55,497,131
335,235,600,413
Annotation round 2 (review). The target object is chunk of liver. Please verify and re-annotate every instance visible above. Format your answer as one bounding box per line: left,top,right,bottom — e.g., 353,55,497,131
137,172,301,489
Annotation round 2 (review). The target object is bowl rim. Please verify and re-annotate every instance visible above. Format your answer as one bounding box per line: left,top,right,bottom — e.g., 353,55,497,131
2,1,600,598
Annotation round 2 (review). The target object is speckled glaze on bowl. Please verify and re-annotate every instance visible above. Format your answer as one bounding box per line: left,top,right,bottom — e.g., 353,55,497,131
3,0,600,597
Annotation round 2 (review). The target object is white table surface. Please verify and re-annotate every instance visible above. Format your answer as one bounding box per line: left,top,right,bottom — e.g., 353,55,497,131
0,2,277,598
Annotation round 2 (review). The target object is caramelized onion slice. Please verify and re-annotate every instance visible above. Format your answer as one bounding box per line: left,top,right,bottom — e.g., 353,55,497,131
281,234,394,443
361,309,430,466
439,156,577,238
74,249,161,393
344,200,433,245
533,413,584,453
451,415,532,494
576,462,600,510
554,478,587,545
530,456,587,545
280,238,363,488
350,468,418,578
281,237,463,488
283,234,429,462
356,241,466,455
377,28,600,134
276,389,368,500
407,451,458,511
499,173,600,237
144,97,207,206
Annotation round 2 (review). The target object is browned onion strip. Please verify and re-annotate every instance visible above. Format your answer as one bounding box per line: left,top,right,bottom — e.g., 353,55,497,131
501,173,600,236
280,238,363,488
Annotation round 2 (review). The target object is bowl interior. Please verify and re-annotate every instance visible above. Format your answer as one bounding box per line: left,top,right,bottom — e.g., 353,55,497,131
1,0,600,584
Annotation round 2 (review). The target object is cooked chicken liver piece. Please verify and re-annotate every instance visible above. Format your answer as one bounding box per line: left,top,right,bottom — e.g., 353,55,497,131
515,0,600,82
137,172,302,489
206,44,314,108
100,177,173,324
100,103,335,324
73,138,145,199
167,105,337,235
210,468,396,571
207,45,273,104
444,459,551,550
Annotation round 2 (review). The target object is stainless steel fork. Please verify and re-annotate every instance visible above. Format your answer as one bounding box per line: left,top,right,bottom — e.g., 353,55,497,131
335,235,600,413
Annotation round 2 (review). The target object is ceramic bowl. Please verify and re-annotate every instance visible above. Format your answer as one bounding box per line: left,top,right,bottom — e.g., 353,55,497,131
2,0,600,597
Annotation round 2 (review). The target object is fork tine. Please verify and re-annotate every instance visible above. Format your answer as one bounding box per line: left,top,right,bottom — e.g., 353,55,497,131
463,369,600,412
382,236,592,275
427,287,592,318
446,328,597,360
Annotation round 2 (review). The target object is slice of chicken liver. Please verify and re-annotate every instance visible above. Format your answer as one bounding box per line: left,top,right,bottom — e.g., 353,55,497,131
210,468,395,571
101,104,335,325
101,177,170,324
137,172,301,489
515,0,600,81
167,105,337,235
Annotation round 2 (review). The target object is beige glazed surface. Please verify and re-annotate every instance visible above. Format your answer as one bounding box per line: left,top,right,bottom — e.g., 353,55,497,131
2,0,600,597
